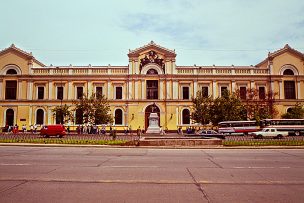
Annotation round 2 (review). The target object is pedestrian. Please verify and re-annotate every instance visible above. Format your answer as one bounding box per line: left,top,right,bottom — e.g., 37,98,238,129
34,124,37,133
22,124,26,133
30,125,34,133
124,127,128,135
113,127,117,140
160,126,164,135
137,126,141,138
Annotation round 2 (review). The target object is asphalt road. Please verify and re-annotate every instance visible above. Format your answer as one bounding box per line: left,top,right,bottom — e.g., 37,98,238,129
0,146,303,203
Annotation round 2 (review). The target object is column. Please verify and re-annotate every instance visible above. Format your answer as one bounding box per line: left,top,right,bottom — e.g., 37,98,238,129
159,79,164,100
135,60,139,74
166,80,171,99
18,80,23,99
141,79,145,99
107,81,111,99
173,80,178,99
212,80,217,99
176,107,179,126
29,106,33,126
128,60,133,74
0,80,2,100
87,81,92,97
250,80,255,89
48,107,52,124
48,81,53,100
27,81,33,100
279,81,283,99
68,81,73,100
128,80,133,99
135,80,139,99
231,81,236,92
298,81,301,99
193,80,197,98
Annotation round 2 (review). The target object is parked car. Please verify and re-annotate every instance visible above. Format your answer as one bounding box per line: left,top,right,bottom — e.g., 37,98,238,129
251,128,288,139
198,130,225,139
40,125,66,138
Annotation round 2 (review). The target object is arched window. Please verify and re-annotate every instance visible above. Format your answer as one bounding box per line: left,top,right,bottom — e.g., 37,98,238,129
6,69,17,74
283,69,294,75
147,69,158,75
75,109,83,124
6,109,14,126
182,109,191,124
115,109,123,125
287,108,293,113
36,109,44,125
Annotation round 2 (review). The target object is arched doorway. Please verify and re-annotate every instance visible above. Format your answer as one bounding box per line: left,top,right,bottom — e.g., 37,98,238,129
6,109,14,126
145,104,160,130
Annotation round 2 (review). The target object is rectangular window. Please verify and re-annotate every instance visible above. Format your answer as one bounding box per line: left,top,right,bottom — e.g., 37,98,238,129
182,86,189,100
284,81,296,99
259,86,266,99
202,86,208,98
220,86,228,97
57,87,63,100
96,87,103,98
77,87,83,99
240,87,246,100
115,87,122,99
146,80,158,99
38,87,44,100
5,80,17,100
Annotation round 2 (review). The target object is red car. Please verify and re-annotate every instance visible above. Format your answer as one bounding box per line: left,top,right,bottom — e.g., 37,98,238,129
40,125,66,138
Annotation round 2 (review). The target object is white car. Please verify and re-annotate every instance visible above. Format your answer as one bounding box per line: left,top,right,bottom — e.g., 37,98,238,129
252,128,288,139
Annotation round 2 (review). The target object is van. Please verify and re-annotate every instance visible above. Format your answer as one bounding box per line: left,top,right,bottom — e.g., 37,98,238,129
40,125,66,138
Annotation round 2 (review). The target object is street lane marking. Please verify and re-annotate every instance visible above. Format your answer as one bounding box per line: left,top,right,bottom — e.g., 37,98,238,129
233,166,291,169
0,163,31,166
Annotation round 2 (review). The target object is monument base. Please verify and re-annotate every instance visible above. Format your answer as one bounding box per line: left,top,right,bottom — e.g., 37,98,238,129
146,127,160,134
146,112,160,134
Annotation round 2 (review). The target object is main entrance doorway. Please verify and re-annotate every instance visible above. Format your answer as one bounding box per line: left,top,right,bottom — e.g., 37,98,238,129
6,109,14,126
145,104,160,130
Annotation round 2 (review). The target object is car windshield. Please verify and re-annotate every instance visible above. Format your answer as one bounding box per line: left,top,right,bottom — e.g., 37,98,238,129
262,128,270,132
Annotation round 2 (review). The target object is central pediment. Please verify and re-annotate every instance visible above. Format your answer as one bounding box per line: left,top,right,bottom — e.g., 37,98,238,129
128,41,176,59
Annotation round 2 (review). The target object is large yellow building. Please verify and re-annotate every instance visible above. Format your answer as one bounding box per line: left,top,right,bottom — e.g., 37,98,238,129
0,41,303,131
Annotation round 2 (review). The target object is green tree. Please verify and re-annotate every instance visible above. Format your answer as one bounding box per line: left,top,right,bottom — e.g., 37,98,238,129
241,88,278,123
210,90,247,125
73,93,113,125
52,104,74,124
191,90,213,125
282,103,304,119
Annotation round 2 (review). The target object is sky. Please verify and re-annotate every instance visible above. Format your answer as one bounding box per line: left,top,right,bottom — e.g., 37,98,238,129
1,0,304,66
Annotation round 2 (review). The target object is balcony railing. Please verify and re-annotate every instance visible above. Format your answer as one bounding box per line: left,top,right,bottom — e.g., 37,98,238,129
31,66,269,76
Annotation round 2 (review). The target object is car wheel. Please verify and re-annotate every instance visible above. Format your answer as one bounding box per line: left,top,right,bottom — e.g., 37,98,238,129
257,134,263,139
277,134,283,139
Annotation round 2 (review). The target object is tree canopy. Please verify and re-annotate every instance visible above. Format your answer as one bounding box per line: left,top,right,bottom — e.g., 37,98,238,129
282,103,304,119
191,88,278,126
73,93,113,125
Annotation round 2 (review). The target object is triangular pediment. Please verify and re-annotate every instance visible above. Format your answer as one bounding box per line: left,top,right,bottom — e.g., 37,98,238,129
256,44,304,67
128,41,176,58
0,44,45,67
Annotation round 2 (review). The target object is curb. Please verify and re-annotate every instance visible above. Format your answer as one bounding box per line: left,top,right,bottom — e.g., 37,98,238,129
0,143,304,149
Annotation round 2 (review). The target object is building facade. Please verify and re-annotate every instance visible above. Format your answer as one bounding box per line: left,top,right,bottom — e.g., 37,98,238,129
0,41,304,131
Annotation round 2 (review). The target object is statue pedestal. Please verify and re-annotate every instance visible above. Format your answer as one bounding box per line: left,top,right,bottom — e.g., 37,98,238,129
146,113,160,134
